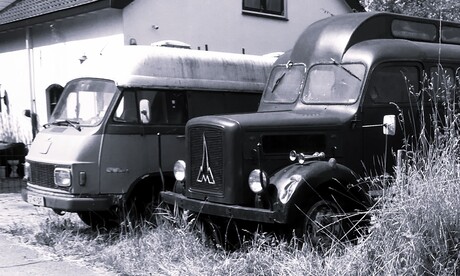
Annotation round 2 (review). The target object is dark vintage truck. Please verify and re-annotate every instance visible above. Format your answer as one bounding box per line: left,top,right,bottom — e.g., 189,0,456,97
161,12,460,245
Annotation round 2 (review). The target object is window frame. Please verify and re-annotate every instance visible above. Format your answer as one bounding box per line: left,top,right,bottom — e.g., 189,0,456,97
242,0,287,20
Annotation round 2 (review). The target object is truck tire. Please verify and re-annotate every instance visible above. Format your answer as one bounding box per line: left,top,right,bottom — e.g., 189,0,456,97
295,197,346,249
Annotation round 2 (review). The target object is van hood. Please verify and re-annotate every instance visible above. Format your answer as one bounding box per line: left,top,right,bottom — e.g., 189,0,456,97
26,126,101,165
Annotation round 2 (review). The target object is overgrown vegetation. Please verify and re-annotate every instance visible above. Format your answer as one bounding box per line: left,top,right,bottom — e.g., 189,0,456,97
360,0,460,22
0,112,31,144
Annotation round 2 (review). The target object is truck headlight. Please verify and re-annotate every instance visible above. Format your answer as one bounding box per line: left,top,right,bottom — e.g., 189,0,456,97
174,160,186,181
248,169,267,194
54,168,72,187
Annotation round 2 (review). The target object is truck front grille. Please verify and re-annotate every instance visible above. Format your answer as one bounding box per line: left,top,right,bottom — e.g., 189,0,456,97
29,161,67,191
189,126,224,196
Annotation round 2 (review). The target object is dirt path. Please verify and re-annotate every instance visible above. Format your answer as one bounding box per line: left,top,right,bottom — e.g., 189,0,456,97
0,189,116,275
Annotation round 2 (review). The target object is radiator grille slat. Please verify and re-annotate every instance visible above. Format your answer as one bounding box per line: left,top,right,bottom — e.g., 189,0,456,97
29,162,67,191
189,127,224,196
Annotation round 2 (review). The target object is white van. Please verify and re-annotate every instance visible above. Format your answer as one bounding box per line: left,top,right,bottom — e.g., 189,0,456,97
22,46,274,228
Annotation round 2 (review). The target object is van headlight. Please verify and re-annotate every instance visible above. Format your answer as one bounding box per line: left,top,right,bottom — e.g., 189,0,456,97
174,160,186,181
54,168,72,187
248,169,267,194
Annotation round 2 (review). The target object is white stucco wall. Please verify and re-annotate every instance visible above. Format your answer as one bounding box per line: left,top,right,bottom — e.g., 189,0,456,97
123,0,352,55
0,8,124,143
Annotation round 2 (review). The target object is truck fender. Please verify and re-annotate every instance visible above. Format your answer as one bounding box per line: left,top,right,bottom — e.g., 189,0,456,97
269,160,371,223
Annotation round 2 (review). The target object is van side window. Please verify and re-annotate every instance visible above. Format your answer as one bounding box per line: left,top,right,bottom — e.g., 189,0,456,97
187,91,261,118
367,65,419,104
138,90,188,125
113,91,138,123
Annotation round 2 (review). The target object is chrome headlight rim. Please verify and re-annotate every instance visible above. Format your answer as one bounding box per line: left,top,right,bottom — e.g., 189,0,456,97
174,160,186,181
248,169,268,194
54,167,72,187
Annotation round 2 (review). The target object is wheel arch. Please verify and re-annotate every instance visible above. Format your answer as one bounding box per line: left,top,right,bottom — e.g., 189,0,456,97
124,172,175,206
269,161,371,224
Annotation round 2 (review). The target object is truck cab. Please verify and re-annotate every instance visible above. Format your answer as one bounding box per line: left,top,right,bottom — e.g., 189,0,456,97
162,12,460,245
22,46,274,228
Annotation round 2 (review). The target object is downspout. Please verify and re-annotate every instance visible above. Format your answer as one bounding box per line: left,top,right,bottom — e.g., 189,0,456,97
26,27,37,139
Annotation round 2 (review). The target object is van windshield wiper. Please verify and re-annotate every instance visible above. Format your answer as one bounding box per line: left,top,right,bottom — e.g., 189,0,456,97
45,120,81,131
330,58,361,81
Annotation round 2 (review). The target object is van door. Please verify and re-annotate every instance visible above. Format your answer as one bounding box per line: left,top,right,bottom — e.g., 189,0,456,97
101,90,150,194
361,63,422,177
100,89,188,194
139,90,188,180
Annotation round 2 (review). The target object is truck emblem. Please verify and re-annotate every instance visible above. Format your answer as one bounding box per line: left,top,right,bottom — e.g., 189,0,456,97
196,133,215,185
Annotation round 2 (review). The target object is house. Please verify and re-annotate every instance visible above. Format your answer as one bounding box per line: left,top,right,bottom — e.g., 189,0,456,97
0,0,363,143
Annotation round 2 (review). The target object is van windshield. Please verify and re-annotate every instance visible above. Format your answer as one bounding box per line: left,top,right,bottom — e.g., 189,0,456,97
302,63,365,104
50,79,117,127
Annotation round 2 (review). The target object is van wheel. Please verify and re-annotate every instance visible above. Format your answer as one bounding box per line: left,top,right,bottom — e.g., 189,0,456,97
118,199,140,231
77,211,119,230
295,198,346,249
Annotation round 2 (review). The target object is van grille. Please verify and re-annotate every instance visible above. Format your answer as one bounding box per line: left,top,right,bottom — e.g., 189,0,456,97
189,126,224,196
28,161,67,191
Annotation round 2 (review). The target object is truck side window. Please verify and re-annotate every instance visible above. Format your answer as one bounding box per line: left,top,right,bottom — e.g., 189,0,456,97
165,92,187,124
138,90,188,125
113,91,138,123
187,91,225,118
367,65,419,104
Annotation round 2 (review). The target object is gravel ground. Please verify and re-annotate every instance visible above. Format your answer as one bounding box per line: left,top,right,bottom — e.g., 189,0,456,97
0,178,116,275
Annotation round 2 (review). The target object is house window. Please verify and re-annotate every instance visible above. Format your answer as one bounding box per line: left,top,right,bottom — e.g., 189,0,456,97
243,0,286,19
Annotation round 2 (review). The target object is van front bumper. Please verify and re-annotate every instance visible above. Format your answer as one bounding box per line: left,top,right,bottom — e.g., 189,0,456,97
22,185,116,212
160,191,286,224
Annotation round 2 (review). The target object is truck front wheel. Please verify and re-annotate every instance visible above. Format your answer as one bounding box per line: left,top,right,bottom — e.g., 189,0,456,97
295,198,346,249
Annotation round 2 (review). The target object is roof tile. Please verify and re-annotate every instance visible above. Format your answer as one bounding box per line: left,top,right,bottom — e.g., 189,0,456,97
0,0,100,25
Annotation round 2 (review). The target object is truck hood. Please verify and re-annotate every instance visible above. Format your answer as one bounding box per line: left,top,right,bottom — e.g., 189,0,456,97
187,105,357,131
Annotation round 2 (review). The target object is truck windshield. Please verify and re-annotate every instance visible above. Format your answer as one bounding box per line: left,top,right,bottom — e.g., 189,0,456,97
262,62,307,104
302,63,365,104
50,79,117,127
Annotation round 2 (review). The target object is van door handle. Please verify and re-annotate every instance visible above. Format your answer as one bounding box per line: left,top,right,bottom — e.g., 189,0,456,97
176,135,185,139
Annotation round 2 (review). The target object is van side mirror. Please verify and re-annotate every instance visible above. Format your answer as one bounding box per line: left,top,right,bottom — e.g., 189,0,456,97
139,99,150,124
383,115,396,136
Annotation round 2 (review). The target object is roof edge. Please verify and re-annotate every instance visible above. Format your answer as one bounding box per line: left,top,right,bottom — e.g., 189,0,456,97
0,0,133,33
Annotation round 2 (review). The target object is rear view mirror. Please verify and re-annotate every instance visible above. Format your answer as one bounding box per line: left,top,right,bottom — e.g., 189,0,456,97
383,115,396,136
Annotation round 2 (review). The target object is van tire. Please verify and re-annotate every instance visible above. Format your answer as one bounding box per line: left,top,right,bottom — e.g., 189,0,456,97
77,211,119,230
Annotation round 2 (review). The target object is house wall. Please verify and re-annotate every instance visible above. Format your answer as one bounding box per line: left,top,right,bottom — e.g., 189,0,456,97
0,8,124,143
123,0,352,55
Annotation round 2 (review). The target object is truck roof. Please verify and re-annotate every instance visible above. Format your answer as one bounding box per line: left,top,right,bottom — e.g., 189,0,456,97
284,12,460,66
76,46,276,92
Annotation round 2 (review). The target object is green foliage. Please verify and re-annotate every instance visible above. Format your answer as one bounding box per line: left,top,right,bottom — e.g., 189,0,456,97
360,0,460,22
